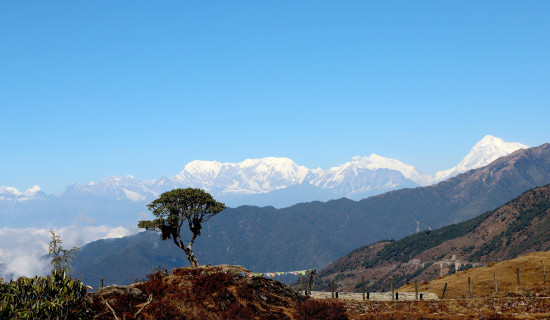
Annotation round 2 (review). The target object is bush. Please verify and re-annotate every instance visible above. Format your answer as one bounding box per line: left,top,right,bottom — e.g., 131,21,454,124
294,299,349,320
0,270,91,319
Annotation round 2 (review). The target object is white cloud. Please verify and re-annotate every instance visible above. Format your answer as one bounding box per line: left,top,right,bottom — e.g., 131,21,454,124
0,225,135,280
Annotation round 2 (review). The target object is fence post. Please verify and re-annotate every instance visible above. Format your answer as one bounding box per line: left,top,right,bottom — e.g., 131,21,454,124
362,276,365,301
494,273,498,294
542,261,546,284
415,280,418,300
331,278,334,299
468,277,472,298
441,283,447,299
517,268,520,286
307,269,316,297
391,278,394,301
100,277,104,289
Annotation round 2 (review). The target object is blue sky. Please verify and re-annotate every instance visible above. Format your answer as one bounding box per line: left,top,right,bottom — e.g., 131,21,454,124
1,1,549,194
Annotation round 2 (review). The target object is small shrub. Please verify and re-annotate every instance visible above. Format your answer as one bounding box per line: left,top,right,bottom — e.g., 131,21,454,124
139,270,168,297
0,270,91,319
294,299,349,320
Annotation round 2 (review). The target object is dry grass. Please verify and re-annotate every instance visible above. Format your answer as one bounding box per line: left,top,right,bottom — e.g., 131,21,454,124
398,251,550,299
344,297,550,319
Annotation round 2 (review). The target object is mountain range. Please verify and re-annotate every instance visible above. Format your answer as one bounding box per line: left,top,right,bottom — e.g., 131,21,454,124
0,135,528,228
70,142,550,286
313,183,550,293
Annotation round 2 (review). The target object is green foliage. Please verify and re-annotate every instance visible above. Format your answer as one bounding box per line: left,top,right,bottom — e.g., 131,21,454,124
362,211,490,269
49,229,79,276
139,188,226,240
138,188,226,266
0,270,90,320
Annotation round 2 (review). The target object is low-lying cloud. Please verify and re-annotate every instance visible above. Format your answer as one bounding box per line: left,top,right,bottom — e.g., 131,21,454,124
0,225,133,280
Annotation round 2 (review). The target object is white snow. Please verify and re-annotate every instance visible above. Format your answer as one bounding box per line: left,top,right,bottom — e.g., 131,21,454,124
0,135,529,204
431,135,527,184
311,153,429,188
122,188,146,202
175,157,312,194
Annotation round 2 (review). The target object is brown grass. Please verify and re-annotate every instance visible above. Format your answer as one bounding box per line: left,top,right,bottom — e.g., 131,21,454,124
398,251,550,299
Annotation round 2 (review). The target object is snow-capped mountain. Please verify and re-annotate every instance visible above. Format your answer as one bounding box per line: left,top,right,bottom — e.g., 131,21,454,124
310,154,426,198
0,185,47,201
63,176,159,202
172,157,317,194
431,135,528,184
312,154,429,188
0,135,529,209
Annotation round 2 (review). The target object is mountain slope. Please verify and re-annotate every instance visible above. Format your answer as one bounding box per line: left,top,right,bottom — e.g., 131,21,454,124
313,183,550,293
71,144,550,286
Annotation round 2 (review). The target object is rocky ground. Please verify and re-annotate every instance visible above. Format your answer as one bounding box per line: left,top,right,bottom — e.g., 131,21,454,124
89,265,310,320
87,264,550,319
344,297,550,320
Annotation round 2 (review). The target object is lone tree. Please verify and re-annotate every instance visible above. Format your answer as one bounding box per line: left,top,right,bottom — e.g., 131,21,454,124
138,188,226,267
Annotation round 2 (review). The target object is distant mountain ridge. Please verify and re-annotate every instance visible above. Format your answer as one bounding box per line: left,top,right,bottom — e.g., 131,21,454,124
313,183,550,293
70,143,550,286
0,136,527,213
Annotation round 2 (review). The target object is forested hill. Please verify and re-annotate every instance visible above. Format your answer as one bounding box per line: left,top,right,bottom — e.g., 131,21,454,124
73,144,550,286
314,183,550,293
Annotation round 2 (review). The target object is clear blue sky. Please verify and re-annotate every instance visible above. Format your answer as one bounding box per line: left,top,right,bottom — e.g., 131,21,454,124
1,1,549,194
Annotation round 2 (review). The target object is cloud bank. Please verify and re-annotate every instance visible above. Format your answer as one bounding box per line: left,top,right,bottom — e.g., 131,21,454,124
0,225,133,280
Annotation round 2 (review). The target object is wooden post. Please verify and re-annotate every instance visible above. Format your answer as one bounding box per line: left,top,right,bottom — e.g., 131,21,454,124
542,261,546,284
100,277,104,289
362,276,365,301
415,280,418,300
391,278,394,301
494,273,498,294
441,283,447,299
307,269,316,297
300,275,303,293
468,277,472,298
367,292,370,300
395,292,399,300
331,278,334,299
517,268,520,286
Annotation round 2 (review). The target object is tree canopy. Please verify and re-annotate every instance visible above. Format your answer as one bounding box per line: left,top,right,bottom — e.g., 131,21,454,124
138,188,226,267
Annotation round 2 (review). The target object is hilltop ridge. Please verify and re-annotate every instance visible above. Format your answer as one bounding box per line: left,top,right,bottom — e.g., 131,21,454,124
313,183,550,293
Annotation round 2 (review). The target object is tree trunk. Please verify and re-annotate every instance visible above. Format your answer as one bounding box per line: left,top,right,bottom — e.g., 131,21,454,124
173,236,200,267
185,250,199,268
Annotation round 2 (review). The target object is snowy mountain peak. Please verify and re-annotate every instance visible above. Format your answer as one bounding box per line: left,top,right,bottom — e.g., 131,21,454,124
184,160,223,175
476,134,505,146
176,157,316,194
343,154,429,185
25,185,41,194
432,135,528,184
0,185,45,201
